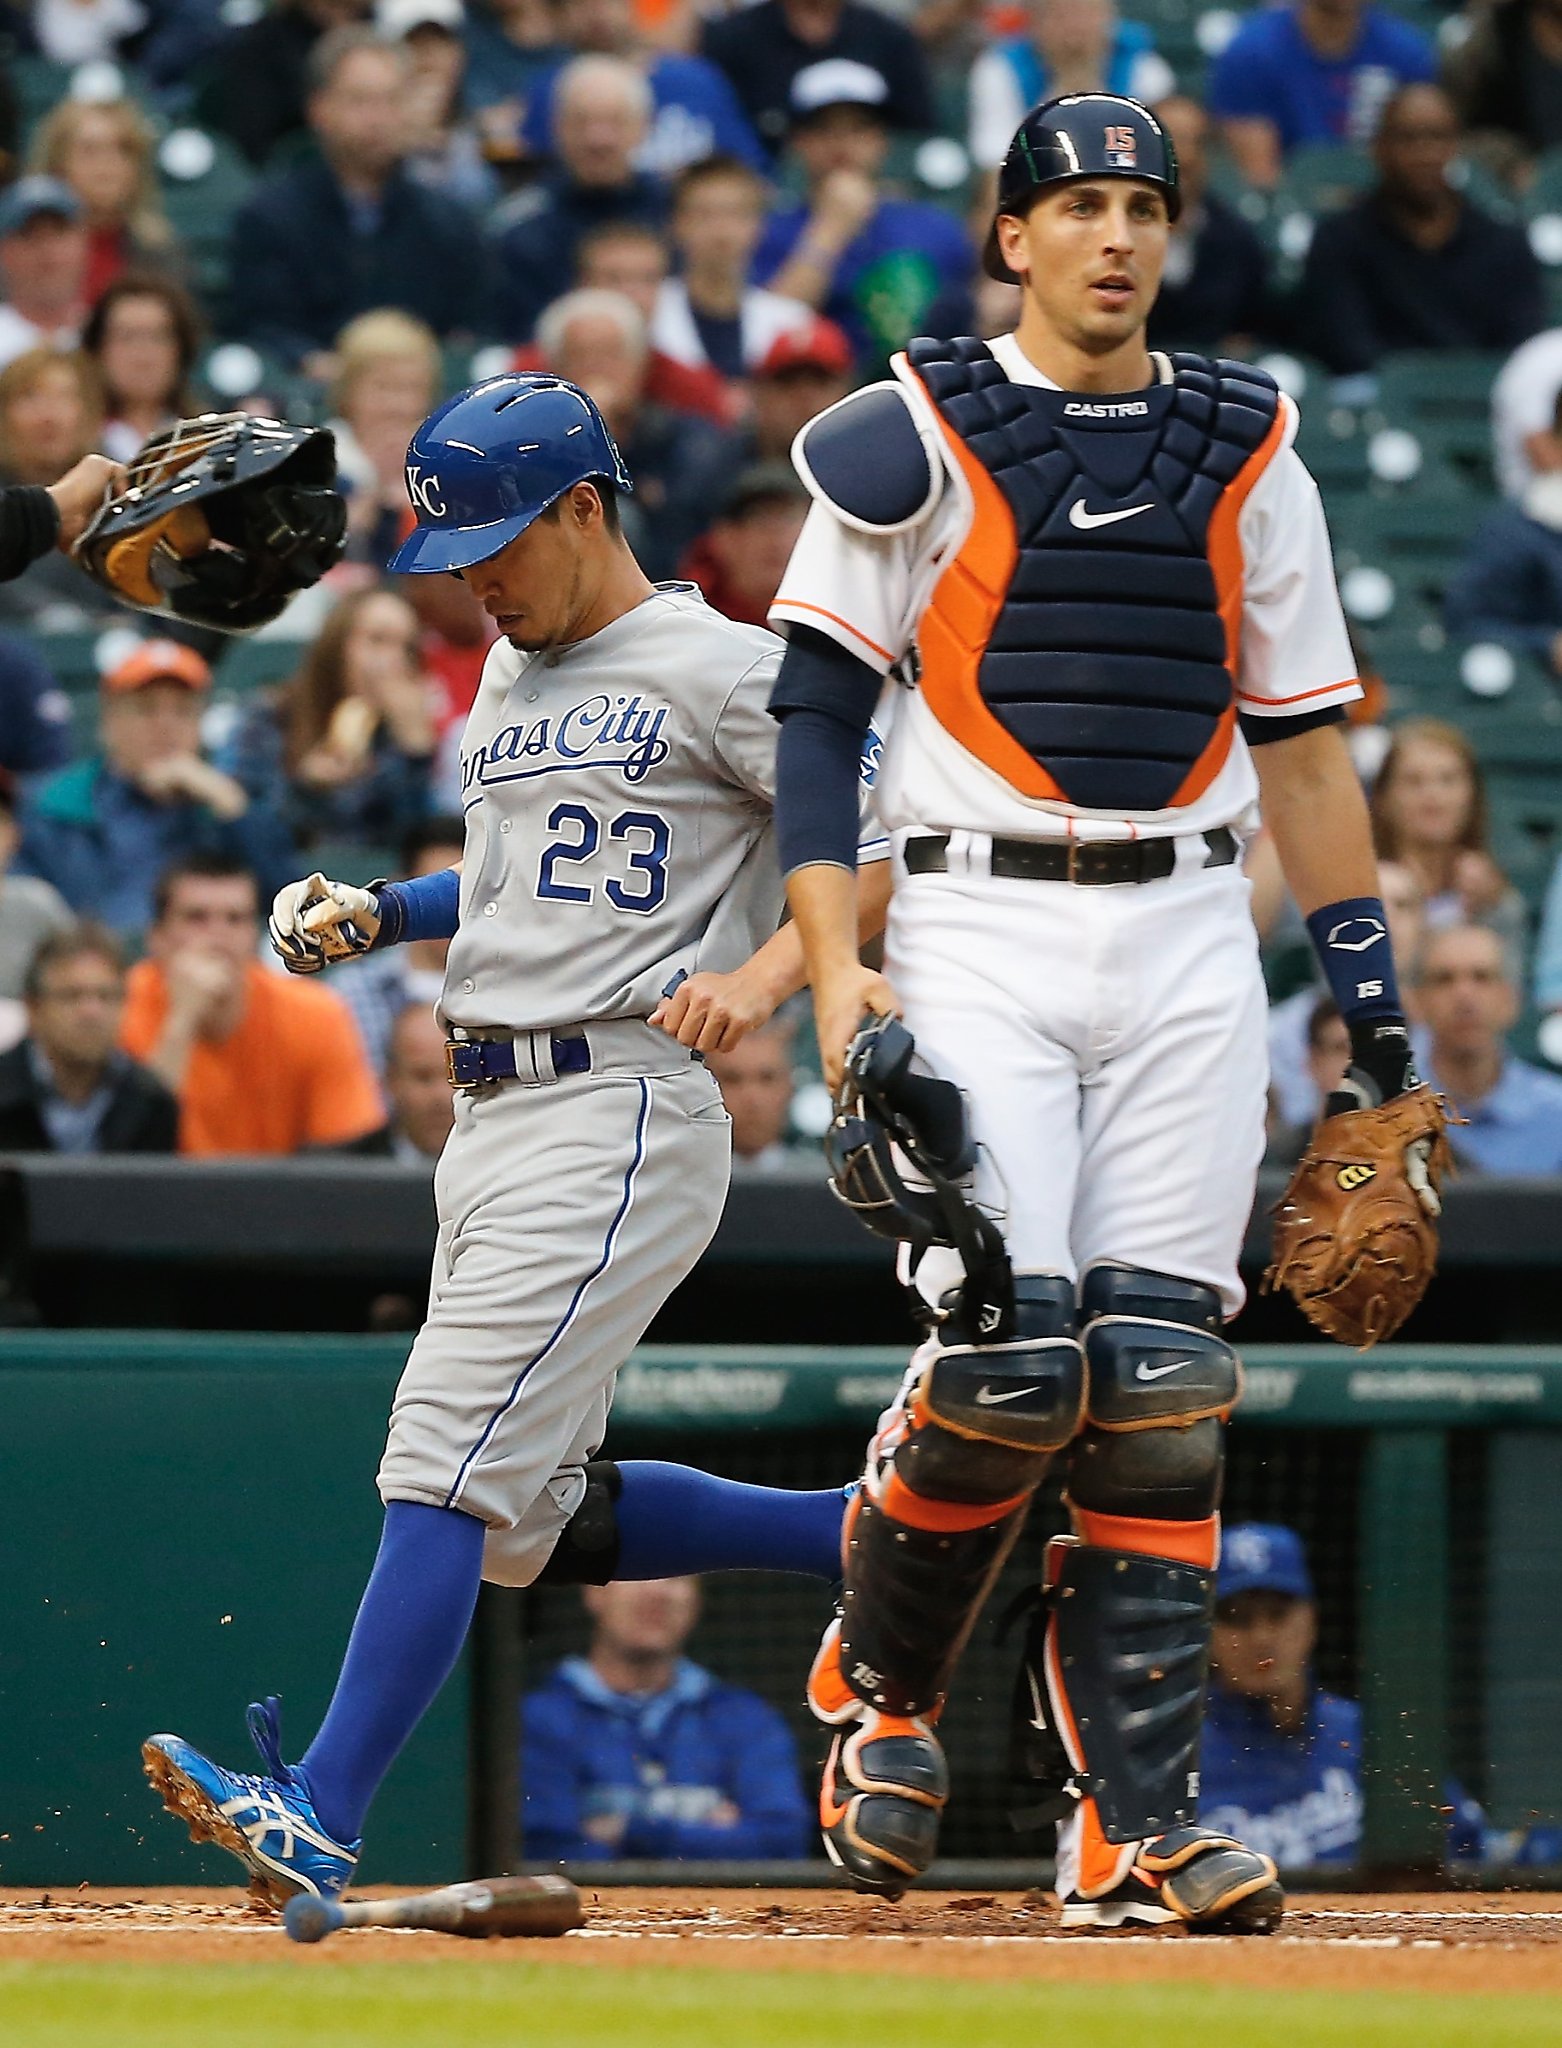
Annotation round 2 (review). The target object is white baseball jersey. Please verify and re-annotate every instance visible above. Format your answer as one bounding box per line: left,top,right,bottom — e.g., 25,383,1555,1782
771,333,1361,847
444,583,886,1035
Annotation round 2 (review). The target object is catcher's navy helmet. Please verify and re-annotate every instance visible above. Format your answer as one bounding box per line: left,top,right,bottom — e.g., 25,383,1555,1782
984,92,1181,281
388,373,634,575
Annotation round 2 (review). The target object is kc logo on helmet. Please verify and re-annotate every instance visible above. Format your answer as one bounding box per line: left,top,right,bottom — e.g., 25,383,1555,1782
1103,124,1138,167
406,465,447,519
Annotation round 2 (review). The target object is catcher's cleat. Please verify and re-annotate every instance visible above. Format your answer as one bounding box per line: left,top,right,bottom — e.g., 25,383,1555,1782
142,1697,359,1911
1060,1823,1283,1934
809,1618,948,1898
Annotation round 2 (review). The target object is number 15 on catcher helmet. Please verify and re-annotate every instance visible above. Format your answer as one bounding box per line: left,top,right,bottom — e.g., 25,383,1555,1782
388,373,634,576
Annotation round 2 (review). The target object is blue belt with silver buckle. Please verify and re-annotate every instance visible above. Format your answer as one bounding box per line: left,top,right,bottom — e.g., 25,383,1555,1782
445,1033,591,1090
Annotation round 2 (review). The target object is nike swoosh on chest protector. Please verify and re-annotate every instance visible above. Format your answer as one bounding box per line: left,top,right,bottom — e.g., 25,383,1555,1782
1067,499,1155,531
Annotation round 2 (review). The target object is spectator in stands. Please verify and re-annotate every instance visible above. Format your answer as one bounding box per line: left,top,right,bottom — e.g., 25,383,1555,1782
1447,383,1562,668
707,1013,798,1170
1414,922,1562,1173
967,0,1175,172
30,98,182,306
23,0,224,96
326,309,443,566
702,0,935,159
0,347,118,629
1535,849,1562,1024
574,221,733,422
381,0,500,210
81,275,202,465
680,463,808,628
652,156,811,385
338,1000,454,1158
1148,95,1274,354
1446,0,1562,169
737,314,854,463
0,924,177,1152
461,0,567,163
329,814,462,1075
491,54,667,340
120,851,384,1154
15,640,295,940
523,0,766,175
0,178,90,370
205,0,375,168
1264,996,1349,1163
755,60,973,368
1493,328,1562,499
534,286,735,577
220,586,437,852
227,26,490,370
1200,1522,1486,1865
1208,0,1437,189
522,1576,811,1860
0,781,70,1004
1269,858,1426,1127
1370,717,1527,966
1298,84,1545,377
0,633,74,780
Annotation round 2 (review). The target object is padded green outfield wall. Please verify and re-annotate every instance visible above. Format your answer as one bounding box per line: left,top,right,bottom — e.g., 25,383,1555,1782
3,1335,1561,1883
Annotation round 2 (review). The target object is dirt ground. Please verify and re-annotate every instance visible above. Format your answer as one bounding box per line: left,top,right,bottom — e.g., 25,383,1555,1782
4,1887,1562,1994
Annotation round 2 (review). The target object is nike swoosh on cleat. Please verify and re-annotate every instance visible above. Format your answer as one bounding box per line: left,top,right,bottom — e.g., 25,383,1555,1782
1068,499,1154,530
973,1383,1044,1404
1136,1359,1196,1381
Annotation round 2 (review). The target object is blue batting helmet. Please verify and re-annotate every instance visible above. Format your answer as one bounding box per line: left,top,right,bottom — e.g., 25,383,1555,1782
387,373,634,575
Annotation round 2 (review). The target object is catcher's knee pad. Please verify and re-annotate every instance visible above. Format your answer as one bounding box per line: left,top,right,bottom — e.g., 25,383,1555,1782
1067,1269,1240,1522
1017,1535,1216,1844
532,1460,621,1586
900,1275,1085,1502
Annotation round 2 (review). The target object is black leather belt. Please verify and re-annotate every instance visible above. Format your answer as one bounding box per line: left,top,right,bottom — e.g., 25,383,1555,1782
445,1032,591,1089
902,827,1238,886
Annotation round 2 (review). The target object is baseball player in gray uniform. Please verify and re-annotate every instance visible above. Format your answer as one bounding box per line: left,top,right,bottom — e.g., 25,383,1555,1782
142,372,888,1906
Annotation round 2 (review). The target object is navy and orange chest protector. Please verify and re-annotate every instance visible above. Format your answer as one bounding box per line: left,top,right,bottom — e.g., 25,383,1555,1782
904,338,1284,813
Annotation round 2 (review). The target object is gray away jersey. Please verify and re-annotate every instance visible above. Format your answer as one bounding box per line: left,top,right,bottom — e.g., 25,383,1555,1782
443,585,787,1034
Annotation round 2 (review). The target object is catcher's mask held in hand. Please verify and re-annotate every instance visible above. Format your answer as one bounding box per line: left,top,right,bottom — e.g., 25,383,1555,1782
826,1013,1015,1341
75,414,347,634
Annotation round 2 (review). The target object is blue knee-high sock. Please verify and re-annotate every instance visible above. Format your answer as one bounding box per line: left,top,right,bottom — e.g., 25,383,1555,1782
613,1462,848,1580
298,1500,485,1844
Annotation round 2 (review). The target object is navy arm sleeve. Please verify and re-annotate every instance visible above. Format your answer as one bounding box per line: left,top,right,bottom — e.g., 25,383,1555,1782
769,624,883,877
1238,703,1346,746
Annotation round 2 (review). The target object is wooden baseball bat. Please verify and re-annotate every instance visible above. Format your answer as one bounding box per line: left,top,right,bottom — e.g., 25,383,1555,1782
283,1874,583,1944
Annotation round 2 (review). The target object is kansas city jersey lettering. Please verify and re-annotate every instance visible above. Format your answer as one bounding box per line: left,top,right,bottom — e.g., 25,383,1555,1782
462,692,672,797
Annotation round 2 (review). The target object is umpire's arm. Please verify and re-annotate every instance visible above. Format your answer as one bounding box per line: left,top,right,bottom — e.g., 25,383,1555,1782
0,454,124,581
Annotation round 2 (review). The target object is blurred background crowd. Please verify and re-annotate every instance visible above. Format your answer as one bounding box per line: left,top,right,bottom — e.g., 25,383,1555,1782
2,0,1562,1171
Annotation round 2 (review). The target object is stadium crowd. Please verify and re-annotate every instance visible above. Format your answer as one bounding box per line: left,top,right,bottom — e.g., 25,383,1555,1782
0,0,1561,1170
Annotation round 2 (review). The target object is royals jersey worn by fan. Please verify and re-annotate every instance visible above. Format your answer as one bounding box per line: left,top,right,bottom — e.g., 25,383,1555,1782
772,333,1359,1310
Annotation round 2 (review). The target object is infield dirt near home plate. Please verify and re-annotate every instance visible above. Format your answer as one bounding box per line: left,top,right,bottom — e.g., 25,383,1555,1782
5,1886,1562,1992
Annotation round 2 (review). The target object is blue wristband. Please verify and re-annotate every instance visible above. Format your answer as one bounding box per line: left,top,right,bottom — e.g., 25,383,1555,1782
1304,896,1403,1023
373,867,461,948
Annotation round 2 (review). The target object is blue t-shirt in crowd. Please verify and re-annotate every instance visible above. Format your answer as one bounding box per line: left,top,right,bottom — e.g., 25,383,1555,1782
521,1656,811,1862
522,53,766,175
1419,1048,1562,1176
0,632,72,779
1200,1683,1485,1865
1207,3,1436,154
755,198,973,365
992,21,1158,108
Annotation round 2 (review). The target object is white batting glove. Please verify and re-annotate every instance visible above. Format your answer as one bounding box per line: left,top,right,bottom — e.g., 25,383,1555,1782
269,872,382,974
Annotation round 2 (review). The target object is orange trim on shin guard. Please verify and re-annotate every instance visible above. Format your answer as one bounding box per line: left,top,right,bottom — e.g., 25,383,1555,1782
879,1472,1031,1532
1072,1510,1219,1569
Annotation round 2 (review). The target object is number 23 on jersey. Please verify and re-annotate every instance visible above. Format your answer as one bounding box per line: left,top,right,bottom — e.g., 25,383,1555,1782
536,801,671,914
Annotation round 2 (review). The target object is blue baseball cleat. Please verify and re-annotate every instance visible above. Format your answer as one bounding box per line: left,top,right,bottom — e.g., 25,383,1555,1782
142,1697,360,1911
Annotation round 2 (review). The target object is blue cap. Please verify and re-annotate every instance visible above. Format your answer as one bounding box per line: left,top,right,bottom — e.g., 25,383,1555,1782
1217,1523,1314,1603
388,373,633,575
0,175,83,238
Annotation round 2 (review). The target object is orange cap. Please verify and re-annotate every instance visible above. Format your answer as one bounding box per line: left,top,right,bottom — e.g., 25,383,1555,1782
102,639,212,694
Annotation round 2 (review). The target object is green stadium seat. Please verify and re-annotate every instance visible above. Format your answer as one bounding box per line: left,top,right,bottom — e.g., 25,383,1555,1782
1275,142,1374,220
209,636,302,697
1330,493,1483,616
157,128,255,317
1484,770,1562,911
1367,352,1507,495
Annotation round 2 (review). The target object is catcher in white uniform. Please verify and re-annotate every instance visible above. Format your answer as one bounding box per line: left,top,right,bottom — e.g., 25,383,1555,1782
767,95,1447,1927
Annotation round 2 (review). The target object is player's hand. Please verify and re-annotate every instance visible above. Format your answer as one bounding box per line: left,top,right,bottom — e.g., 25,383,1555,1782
49,452,125,550
650,966,782,1054
813,964,901,1093
269,872,381,974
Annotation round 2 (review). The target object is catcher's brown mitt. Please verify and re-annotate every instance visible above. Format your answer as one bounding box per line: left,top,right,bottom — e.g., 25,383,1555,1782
1263,1084,1452,1350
